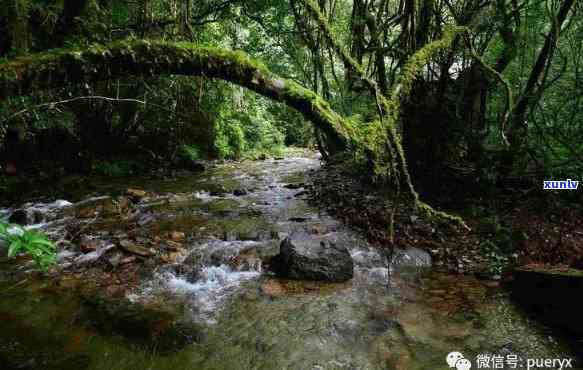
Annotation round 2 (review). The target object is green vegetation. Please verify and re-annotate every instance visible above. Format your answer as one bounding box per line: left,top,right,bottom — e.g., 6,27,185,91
93,160,142,177
0,0,582,264
0,222,56,271
177,145,201,162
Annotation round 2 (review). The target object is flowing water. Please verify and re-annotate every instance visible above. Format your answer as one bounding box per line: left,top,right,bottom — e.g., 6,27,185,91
0,151,580,370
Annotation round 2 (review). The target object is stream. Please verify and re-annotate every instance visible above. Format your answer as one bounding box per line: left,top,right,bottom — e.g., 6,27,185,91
0,151,579,370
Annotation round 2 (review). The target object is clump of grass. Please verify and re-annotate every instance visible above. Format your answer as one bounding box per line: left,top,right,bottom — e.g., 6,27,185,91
0,222,56,271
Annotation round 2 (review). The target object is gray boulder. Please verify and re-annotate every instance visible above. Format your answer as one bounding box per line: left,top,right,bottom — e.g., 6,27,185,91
269,237,353,282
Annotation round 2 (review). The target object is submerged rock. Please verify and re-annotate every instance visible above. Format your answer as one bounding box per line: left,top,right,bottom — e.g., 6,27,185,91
233,188,248,196
268,237,354,282
8,209,30,225
74,244,115,266
80,295,202,353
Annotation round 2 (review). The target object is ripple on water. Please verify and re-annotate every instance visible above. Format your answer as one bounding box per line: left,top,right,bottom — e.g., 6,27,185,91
143,266,261,324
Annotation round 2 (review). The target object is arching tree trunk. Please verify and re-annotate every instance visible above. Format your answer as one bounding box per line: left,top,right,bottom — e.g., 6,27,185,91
0,40,351,155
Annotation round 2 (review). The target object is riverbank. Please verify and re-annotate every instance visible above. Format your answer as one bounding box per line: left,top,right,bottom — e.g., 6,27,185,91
307,158,583,277
1,150,581,369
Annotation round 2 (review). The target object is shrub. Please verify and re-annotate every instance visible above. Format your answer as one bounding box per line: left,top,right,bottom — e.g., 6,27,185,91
177,144,201,161
0,222,57,271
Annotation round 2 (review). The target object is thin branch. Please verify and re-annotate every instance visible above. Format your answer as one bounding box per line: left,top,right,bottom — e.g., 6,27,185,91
1,95,175,124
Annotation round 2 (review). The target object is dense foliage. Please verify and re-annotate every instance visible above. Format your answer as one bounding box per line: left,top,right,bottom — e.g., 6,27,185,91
1,0,581,201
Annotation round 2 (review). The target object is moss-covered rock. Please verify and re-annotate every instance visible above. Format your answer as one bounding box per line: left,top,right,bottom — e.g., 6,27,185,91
511,265,583,338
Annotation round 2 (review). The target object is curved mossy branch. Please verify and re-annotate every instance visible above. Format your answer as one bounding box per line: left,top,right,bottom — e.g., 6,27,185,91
0,39,351,154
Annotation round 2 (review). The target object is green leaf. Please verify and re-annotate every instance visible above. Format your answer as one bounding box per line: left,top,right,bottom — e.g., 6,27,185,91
8,241,22,257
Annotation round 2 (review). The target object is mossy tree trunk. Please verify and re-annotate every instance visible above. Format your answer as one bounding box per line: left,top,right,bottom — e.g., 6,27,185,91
0,40,351,155
0,38,467,227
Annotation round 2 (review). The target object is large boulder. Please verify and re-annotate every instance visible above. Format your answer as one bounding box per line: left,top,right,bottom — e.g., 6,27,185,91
268,237,353,282
511,265,583,337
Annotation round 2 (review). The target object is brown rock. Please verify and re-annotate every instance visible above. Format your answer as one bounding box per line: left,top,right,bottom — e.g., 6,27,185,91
72,196,117,218
165,240,183,251
169,231,186,242
120,256,137,265
160,252,181,264
126,188,147,199
262,279,285,297
79,237,99,253
482,280,500,288
118,240,154,257
116,196,131,212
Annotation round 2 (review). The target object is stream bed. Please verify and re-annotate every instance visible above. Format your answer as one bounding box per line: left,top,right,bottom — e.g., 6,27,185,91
0,151,580,370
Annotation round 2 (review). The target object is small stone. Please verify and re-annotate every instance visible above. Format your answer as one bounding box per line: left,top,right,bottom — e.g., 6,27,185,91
289,217,308,222
79,236,99,253
483,281,500,288
233,189,248,196
284,183,304,190
72,196,117,218
126,188,147,199
160,252,181,264
118,240,154,257
262,279,285,297
169,231,186,242
165,240,183,251
120,256,137,265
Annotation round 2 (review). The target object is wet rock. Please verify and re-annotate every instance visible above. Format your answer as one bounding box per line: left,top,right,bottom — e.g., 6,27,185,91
107,251,124,268
74,244,115,266
284,183,304,190
57,250,78,263
289,217,308,222
72,196,118,218
160,251,183,264
118,240,154,257
229,248,262,272
80,295,203,353
164,240,184,251
268,237,354,282
79,236,99,253
120,256,137,265
511,265,583,337
126,188,147,199
262,279,285,297
137,212,156,226
8,206,46,225
116,196,131,212
392,247,432,268
8,209,29,225
178,250,207,280
169,231,186,242
233,189,248,196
